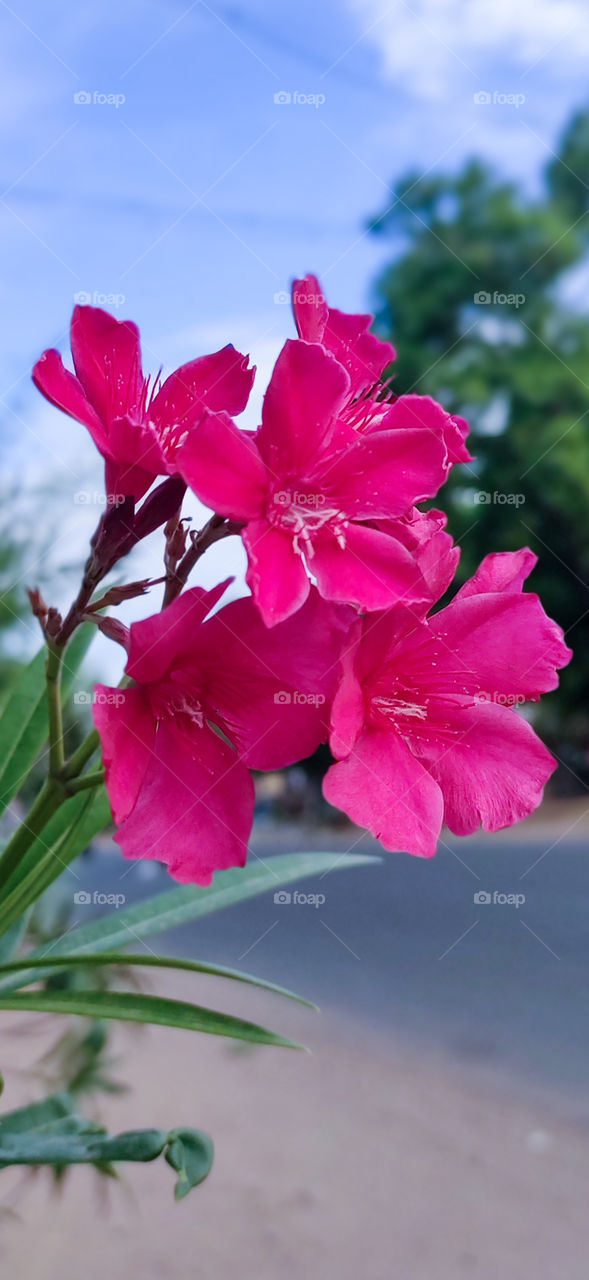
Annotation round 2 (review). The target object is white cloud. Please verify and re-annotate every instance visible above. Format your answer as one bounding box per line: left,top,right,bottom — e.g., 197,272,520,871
350,0,589,99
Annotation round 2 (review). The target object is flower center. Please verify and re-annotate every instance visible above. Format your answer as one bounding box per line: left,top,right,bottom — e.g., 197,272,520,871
342,385,395,433
150,680,205,729
267,488,348,555
371,694,428,724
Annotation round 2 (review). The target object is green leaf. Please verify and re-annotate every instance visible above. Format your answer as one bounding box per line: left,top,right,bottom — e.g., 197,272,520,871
0,914,29,963
0,1091,81,1137
0,788,111,938
0,1092,213,1196
165,1130,214,1198
1,851,377,994
0,626,95,819
0,988,302,1048
0,951,316,1008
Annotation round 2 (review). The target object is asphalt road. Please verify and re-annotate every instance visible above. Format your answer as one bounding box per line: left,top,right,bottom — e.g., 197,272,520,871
72,823,589,1109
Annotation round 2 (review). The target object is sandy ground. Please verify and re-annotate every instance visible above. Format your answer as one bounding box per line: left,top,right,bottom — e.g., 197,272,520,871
1,972,589,1280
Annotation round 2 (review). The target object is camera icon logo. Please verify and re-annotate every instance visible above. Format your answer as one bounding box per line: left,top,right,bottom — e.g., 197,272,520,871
474,290,491,304
73,291,92,305
73,690,91,704
74,890,92,905
274,890,292,905
73,91,92,105
474,91,491,105
274,691,292,705
474,491,491,504
273,291,289,304
473,890,492,905
273,91,291,105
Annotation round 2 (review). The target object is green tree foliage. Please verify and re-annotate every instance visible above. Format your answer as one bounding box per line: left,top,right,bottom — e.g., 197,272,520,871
370,111,589,768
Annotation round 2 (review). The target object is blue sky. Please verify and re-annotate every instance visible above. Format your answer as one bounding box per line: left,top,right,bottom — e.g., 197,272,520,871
2,0,589,665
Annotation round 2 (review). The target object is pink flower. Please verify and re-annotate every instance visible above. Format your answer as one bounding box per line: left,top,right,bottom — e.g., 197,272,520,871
291,272,396,398
93,584,347,884
291,274,472,465
176,339,450,626
323,549,572,854
380,507,461,615
33,305,254,501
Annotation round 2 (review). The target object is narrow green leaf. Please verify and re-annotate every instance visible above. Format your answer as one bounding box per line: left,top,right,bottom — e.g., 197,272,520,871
7,851,377,986
0,1091,78,1138
0,788,111,938
0,914,29,963
0,625,95,819
0,951,316,1007
0,988,302,1048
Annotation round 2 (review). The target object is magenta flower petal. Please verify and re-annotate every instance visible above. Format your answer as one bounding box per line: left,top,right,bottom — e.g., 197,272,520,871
388,508,460,613
292,273,395,396
113,719,254,885
92,684,155,825
176,410,268,520
324,427,448,517
325,548,571,853
291,273,328,342
422,592,572,701
380,394,472,465
417,701,557,835
455,548,538,599
32,349,107,454
33,306,254,503
70,306,144,425
126,580,233,685
243,519,310,627
152,344,254,419
197,590,348,768
311,522,428,611
256,338,350,474
151,345,255,466
95,586,347,884
328,624,365,758
324,728,443,857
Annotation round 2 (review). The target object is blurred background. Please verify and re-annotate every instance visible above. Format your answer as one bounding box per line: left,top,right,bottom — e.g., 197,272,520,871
1,2,589,1276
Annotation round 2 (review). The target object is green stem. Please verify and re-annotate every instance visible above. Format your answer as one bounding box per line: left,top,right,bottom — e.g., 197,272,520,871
61,729,100,781
45,640,65,776
66,769,105,794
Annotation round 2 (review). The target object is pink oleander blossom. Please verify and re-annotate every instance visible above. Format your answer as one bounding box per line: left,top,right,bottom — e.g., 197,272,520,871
323,549,572,855
291,272,396,397
33,305,254,501
291,274,472,465
93,583,347,884
376,507,460,616
176,338,451,626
